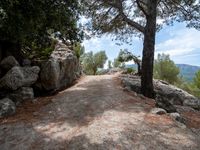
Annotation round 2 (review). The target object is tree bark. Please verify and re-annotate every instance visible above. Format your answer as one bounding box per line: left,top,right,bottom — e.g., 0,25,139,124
136,62,141,76
141,1,157,98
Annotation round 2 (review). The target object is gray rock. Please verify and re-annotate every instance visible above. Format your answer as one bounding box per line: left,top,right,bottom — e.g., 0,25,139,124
0,66,40,90
0,56,19,71
22,59,31,66
156,94,177,113
9,87,34,105
121,76,141,94
151,108,167,115
169,112,180,119
120,75,200,110
154,80,200,109
36,42,80,92
0,98,16,117
169,113,186,124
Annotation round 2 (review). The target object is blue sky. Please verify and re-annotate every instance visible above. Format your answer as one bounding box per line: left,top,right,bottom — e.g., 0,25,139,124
82,23,200,66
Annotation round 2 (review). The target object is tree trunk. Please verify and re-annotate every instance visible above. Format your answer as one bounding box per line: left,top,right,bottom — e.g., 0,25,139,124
93,67,97,75
141,1,157,98
136,62,141,76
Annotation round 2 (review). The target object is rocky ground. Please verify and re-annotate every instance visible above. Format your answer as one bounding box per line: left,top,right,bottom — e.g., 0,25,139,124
0,74,200,150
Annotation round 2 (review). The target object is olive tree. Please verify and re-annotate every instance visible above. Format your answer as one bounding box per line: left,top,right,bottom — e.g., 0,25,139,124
82,51,108,75
118,49,141,75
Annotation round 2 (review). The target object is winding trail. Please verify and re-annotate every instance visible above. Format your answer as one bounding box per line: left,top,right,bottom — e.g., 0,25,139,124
0,74,200,150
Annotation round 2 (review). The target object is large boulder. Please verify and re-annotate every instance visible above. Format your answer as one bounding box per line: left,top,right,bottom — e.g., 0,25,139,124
35,42,81,92
9,87,34,105
0,66,40,90
0,56,19,71
154,80,200,110
0,98,16,117
120,75,200,110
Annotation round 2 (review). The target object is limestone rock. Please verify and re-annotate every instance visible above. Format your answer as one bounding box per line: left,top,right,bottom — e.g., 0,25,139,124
169,113,186,124
154,80,200,110
150,108,167,115
36,42,81,92
156,94,177,113
9,87,34,105
0,56,19,71
120,75,200,110
0,66,40,90
0,98,16,117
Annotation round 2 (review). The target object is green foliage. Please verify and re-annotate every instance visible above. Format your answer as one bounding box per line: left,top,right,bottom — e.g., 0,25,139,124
81,0,200,43
0,0,82,59
81,51,107,75
178,82,200,98
185,70,200,98
113,59,121,68
22,39,58,60
193,70,200,89
154,53,180,84
73,42,85,58
108,60,112,69
126,68,135,74
117,49,141,74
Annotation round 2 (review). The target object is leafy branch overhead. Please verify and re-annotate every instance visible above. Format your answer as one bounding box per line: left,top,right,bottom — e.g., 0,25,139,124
82,0,200,40
0,0,83,58
117,49,141,75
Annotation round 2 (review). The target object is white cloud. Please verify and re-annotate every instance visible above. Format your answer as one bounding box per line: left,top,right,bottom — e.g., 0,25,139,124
156,28,200,57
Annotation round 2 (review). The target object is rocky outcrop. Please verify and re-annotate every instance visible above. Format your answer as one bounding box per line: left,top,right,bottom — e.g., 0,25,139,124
0,42,81,117
0,66,40,90
155,94,177,113
0,56,19,71
35,42,81,92
0,56,40,117
9,87,34,105
0,98,16,118
120,75,200,111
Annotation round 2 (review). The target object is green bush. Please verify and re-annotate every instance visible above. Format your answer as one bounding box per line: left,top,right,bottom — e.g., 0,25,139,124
23,39,57,60
126,68,135,74
154,53,180,84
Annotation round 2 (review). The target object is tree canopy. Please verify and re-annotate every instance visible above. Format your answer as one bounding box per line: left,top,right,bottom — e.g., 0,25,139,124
0,0,83,58
108,60,112,69
81,51,107,75
81,0,200,98
193,70,200,89
154,53,180,84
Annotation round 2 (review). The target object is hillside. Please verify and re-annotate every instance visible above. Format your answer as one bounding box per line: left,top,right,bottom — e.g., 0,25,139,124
176,64,200,82
126,64,200,82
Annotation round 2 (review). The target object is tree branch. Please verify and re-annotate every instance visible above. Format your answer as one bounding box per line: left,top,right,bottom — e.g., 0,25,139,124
136,0,148,16
103,0,145,33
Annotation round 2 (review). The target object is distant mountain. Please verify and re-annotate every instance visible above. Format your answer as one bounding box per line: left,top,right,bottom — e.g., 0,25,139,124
126,63,200,82
176,64,200,82
125,64,137,69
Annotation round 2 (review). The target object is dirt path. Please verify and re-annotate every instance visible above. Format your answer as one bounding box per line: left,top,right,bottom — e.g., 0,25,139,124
0,75,200,150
